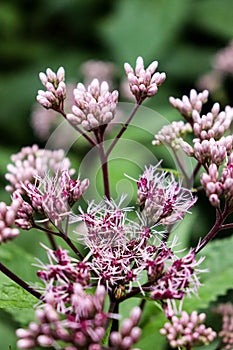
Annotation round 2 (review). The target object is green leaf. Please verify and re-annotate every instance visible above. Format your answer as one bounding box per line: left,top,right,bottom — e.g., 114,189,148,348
0,282,37,325
0,290,38,348
0,283,37,309
183,235,233,312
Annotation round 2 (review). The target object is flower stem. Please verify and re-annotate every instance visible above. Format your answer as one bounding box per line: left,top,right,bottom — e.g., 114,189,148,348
109,300,120,345
99,144,111,200
106,102,141,157
192,162,202,180
34,224,84,260
195,209,228,254
0,262,41,300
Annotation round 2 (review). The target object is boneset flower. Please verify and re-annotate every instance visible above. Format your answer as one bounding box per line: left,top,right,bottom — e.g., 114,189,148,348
35,246,90,312
124,56,166,103
78,198,159,292
160,311,216,348
67,78,118,131
37,67,66,110
32,83,76,143
201,153,233,209
150,251,205,311
169,89,209,119
24,170,89,227
192,105,233,141
189,136,233,166
5,145,74,193
136,164,196,226
152,121,192,150
16,284,109,350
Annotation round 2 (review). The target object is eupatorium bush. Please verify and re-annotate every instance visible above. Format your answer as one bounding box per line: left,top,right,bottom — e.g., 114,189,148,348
0,56,233,350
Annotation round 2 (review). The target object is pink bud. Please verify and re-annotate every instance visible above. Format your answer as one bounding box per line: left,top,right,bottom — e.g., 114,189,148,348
17,339,35,349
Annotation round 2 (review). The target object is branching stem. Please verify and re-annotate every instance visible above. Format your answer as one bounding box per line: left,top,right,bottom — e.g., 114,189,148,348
33,224,84,260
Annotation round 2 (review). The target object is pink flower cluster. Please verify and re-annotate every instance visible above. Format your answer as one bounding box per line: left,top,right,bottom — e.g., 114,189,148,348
160,311,216,348
5,145,74,194
17,283,108,349
76,195,203,309
67,78,118,131
23,170,89,227
169,89,209,119
150,251,204,315
17,246,143,350
0,57,221,350
124,56,166,103
152,121,192,150
37,67,66,110
136,164,196,226
168,89,233,166
201,155,233,209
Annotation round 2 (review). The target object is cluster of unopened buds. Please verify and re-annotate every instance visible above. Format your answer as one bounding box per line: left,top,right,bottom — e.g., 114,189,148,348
124,56,166,103
153,87,233,214
37,67,66,110
160,311,217,348
200,156,233,209
67,78,119,131
1,55,232,350
214,303,233,350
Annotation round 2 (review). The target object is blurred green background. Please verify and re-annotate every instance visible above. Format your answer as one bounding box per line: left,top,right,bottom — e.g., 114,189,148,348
1,0,233,348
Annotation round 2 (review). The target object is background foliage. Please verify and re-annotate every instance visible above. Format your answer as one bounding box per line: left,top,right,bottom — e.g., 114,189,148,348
0,0,233,348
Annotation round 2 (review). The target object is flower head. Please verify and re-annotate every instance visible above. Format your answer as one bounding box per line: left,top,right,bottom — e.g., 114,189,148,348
169,89,209,120
5,145,74,194
152,121,192,150
24,170,89,228
67,78,118,131
77,198,157,292
16,283,108,349
35,245,90,313
135,164,196,226
150,251,205,308
160,311,217,348
37,67,66,110
124,56,166,103
186,136,233,166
